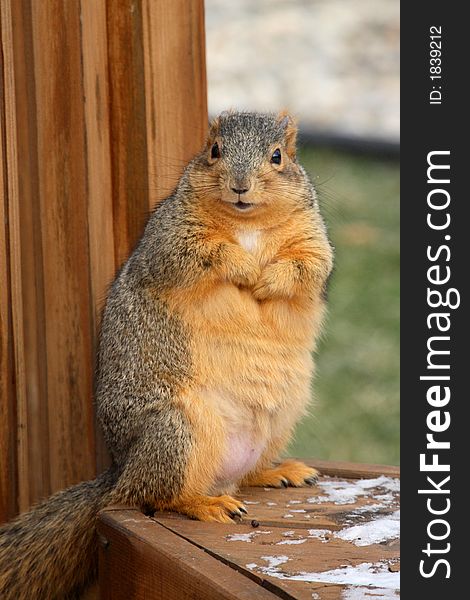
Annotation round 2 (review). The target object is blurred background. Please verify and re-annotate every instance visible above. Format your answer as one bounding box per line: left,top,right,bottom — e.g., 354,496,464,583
205,0,400,465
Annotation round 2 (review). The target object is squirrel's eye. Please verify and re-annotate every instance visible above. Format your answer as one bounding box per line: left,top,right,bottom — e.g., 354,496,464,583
271,148,282,165
211,142,220,160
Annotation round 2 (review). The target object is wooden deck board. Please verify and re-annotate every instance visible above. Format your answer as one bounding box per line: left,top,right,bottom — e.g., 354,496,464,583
98,508,278,600
98,461,400,599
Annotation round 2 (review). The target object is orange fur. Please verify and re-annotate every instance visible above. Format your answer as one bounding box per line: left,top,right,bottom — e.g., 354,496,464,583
242,460,319,488
161,114,333,508
170,495,246,523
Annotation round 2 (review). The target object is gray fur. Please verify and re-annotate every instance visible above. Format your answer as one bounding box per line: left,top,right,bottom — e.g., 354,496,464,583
217,111,288,182
0,470,116,600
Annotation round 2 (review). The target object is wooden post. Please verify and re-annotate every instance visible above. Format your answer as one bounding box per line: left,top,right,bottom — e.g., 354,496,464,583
0,0,207,520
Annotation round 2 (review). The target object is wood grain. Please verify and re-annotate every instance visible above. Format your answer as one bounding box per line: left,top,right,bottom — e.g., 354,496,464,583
106,0,150,269
155,524,398,600
307,458,400,480
30,0,96,491
142,0,208,206
99,465,400,599
0,9,18,521
98,509,277,600
2,0,98,509
80,0,115,474
1,0,31,513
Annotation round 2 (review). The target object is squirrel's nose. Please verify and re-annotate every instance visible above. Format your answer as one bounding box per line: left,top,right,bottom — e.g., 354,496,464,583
231,187,249,195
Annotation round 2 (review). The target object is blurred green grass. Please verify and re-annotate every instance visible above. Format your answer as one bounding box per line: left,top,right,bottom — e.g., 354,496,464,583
287,147,400,466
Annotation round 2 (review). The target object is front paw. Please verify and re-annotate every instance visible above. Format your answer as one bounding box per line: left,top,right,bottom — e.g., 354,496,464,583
230,254,261,288
252,262,293,300
252,279,275,301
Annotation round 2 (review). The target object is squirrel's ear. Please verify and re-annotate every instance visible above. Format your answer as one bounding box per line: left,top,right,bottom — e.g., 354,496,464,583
277,110,298,159
206,117,220,146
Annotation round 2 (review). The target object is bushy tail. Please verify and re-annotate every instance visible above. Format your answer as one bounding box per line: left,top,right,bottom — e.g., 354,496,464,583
0,468,116,600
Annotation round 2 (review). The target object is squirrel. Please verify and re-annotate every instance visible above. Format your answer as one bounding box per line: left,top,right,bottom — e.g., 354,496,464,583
0,110,333,599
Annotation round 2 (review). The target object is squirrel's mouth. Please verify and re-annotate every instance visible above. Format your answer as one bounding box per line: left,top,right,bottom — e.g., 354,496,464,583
233,200,254,211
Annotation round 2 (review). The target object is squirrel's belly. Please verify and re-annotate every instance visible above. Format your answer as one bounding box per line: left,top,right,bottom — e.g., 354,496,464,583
215,432,264,486
197,332,314,412
174,284,316,411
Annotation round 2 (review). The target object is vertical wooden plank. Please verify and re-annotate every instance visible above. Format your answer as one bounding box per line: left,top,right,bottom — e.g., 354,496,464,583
0,143,17,524
11,0,53,509
29,0,96,491
80,0,114,473
106,0,149,268
0,8,18,521
0,0,32,513
142,0,208,207
81,0,115,340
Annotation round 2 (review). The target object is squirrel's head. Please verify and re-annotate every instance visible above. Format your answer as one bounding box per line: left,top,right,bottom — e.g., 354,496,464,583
190,111,310,220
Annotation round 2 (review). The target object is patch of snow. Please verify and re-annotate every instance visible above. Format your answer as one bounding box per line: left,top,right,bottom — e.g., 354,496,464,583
260,555,290,569
342,586,399,599
308,477,400,506
352,503,385,515
277,538,308,545
246,557,400,589
226,532,256,542
335,511,400,546
308,529,332,543
375,493,394,503
226,530,271,543
358,476,400,492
